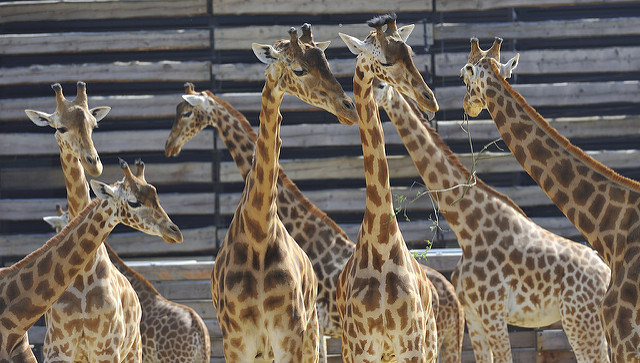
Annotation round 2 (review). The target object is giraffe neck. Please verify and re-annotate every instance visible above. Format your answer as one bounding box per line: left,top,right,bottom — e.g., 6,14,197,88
481,59,640,264
353,60,398,247
382,86,527,240
59,146,91,219
104,243,160,300
0,199,114,353
199,92,351,251
235,72,284,243
203,91,257,178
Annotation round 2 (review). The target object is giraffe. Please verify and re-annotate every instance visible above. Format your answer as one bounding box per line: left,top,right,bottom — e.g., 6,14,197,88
462,36,640,362
374,76,612,362
0,159,182,362
211,24,359,362
24,82,178,362
43,206,211,363
337,14,439,362
165,80,355,362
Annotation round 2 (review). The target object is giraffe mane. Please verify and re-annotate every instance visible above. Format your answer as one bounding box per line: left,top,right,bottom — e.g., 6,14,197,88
202,90,258,139
402,93,529,217
0,198,101,278
488,59,640,193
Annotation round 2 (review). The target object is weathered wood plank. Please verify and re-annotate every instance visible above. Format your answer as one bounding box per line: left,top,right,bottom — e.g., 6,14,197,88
213,23,431,51
0,226,217,258
436,0,638,12
537,329,572,351
0,30,210,55
434,17,640,41
0,192,214,221
213,54,431,82
435,46,640,77
0,0,207,23
435,81,640,111
212,0,430,15
0,61,212,85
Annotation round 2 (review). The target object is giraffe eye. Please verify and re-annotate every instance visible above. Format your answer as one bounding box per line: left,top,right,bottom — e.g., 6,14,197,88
182,111,193,117
127,200,141,208
293,68,307,76
380,62,393,67
56,127,68,134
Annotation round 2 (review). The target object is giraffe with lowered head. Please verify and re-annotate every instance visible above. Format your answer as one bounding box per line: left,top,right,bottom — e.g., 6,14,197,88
461,36,640,362
0,159,182,362
211,25,359,362
25,82,180,362
374,76,611,362
337,14,439,362
43,206,211,363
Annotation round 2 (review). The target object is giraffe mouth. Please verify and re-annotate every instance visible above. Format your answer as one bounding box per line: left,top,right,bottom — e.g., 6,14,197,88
161,223,183,244
164,139,182,157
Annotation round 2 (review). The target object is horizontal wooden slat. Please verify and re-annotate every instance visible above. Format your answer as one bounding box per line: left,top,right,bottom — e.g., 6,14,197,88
213,23,431,51
0,226,217,258
434,17,640,41
0,61,211,85
537,329,572,351
435,46,640,77
435,0,637,12
213,55,431,82
0,30,210,55
0,0,207,23
436,80,640,111
0,192,214,221
211,0,431,15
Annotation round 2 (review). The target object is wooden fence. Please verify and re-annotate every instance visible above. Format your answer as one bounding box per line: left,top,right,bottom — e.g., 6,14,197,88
2,0,640,361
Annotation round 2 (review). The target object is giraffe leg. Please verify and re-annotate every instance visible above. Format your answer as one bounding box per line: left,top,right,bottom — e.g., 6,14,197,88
464,312,494,363
318,335,328,363
483,317,512,363
302,308,321,363
119,332,142,363
561,302,610,363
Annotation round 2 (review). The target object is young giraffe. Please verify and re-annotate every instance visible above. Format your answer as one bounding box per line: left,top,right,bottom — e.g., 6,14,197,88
44,206,211,363
0,160,182,362
211,25,359,362
461,37,639,362
337,14,439,362
374,77,611,362
165,79,355,361
25,82,177,362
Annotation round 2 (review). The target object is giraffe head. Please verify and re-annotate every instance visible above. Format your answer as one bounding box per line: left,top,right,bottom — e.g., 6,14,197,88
25,81,110,177
43,204,70,233
165,82,234,157
339,13,438,116
251,24,359,125
90,158,183,244
460,37,520,117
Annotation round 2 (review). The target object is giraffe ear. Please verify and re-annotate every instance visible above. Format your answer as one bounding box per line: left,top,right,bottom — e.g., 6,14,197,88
339,33,366,55
397,24,415,43
252,43,281,64
182,94,207,109
500,53,520,79
461,63,477,82
43,215,67,231
25,109,54,127
315,40,331,52
90,179,117,200
90,106,111,123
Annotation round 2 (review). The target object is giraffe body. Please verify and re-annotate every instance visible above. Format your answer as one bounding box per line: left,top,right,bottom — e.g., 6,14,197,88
461,38,619,361
338,14,439,362
210,25,358,362
44,210,211,363
25,83,180,362
0,161,182,362
165,82,355,356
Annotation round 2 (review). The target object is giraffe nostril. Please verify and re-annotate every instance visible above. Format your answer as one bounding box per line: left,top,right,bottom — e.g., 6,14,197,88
423,91,432,101
343,100,355,110
169,224,179,233
86,156,95,165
